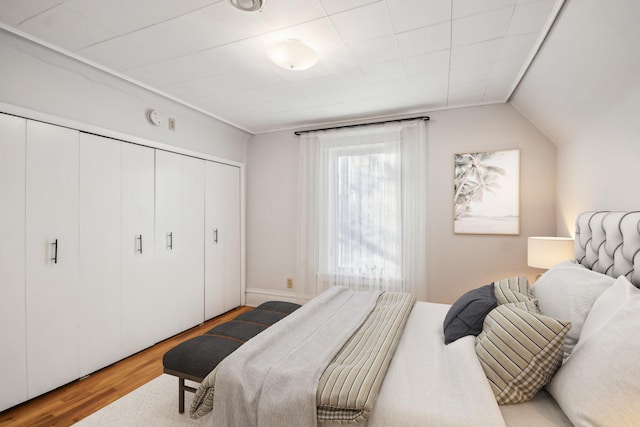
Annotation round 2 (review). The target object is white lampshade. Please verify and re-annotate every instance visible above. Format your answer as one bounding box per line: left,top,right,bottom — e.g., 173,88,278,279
527,237,575,269
267,39,318,71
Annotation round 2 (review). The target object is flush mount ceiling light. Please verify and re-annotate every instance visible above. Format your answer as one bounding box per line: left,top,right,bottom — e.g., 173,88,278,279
227,0,266,12
267,39,319,71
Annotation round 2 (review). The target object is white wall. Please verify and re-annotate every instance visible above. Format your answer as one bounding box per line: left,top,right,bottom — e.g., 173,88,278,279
0,29,250,162
427,104,557,303
511,0,640,234
246,104,557,304
245,129,299,304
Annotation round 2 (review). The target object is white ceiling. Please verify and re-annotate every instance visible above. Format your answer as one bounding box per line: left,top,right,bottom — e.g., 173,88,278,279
0,0,563,134
512,0,640,146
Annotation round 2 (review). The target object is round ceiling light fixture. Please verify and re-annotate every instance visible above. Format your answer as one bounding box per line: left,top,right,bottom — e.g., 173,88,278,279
227,0,266,12
267,39,319,71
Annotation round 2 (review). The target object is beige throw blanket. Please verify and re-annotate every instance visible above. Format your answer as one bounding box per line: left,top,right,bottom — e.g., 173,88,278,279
196,287,382,427
316,291,415,422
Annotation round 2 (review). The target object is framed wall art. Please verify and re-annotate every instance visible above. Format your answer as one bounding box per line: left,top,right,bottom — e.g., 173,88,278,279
454,149,520,235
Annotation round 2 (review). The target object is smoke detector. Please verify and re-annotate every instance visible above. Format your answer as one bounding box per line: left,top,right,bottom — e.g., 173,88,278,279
227,0,266,12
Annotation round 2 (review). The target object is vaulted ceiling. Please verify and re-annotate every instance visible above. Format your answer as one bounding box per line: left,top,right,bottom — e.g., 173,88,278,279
511,0,640,146
1,0,563,134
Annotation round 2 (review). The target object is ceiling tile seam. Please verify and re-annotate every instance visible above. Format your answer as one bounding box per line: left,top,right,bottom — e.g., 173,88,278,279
451,35,509,50
506,0,566,103
479,80,491,103
52,4,117,49
350,1,409,91
392,18,451,37
453,3,518,21
395,11,450,99
477,3,517,103
517,0,551,6
317,0,330,16
325,0,383,16
504,4,517,39
482,38,511,103
80,0,226,49
325,6,360,78
0,23,256,134
16,2,65,26
400,46,450,62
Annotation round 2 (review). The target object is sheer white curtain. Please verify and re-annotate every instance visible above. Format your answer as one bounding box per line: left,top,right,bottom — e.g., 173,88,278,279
296,120,428,302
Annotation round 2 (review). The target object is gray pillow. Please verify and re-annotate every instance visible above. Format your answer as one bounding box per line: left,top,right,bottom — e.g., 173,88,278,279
443,284,498,344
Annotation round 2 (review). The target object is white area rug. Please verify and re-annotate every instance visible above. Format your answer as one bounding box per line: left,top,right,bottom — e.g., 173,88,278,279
74,374,210,426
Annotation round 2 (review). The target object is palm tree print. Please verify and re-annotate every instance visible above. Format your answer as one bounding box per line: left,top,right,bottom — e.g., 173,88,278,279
454,152,506,220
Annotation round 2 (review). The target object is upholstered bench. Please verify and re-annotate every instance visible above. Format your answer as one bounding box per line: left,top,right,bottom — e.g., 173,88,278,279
162,301,301,413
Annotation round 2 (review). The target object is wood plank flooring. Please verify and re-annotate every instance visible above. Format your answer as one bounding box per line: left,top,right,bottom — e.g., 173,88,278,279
0,306,252,427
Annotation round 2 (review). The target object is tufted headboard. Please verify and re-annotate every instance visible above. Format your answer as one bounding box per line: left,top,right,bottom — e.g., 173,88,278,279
575,211,640,287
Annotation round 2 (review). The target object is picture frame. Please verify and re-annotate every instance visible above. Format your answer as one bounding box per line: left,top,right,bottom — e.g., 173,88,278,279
453,149,520,235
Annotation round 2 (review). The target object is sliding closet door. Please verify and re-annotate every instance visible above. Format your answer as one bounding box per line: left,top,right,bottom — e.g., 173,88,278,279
0,113,27,411
25,121,80,398
155,150,205,341
205,161,242,319
121,143,156,355
78,133,122,376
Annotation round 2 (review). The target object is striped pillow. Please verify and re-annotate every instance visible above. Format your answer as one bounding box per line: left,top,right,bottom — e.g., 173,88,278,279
475,304,570,405
496,276,533,296
494,276,538,310
505,299,539,313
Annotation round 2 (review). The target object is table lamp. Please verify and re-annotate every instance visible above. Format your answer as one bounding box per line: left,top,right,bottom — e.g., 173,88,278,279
528,236,575,278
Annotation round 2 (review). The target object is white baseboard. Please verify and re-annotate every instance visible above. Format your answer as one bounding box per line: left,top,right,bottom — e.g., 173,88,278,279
244,287,297,307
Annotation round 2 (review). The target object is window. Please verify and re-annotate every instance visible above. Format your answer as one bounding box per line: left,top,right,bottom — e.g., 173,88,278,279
296,121,427,299
321,142,402,288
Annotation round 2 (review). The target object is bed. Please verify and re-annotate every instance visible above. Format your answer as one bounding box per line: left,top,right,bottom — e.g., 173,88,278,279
191,211,640,426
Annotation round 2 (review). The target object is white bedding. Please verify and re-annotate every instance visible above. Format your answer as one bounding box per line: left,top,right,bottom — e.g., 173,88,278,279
321,301,506,427
500,391,571,427
320,301,572,427
212,287,380,427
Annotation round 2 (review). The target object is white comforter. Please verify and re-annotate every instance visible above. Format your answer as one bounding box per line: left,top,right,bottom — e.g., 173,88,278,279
319,302,506,427
210,287,381,427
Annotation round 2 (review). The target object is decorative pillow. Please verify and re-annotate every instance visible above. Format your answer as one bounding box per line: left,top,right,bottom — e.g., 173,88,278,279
504,300,539,313
496,276,533,298
443,284,498,344
547,275,640,426
475,304,570,405
494,276,538,309
532,260,614,359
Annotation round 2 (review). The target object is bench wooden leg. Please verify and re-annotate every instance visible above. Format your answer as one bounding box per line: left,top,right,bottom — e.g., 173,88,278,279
176,376,199,414
179,377,186,413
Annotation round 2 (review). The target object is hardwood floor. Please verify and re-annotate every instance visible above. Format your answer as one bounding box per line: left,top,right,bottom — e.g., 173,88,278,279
0,306,252,427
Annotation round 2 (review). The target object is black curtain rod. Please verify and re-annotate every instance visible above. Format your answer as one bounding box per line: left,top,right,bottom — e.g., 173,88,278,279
294,116,430,135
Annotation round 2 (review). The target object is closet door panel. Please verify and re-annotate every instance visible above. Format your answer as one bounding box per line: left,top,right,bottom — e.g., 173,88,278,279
25,121,80,398
221,165,241,311
121,143,156,355
155,151,205,340
0,113,27,411
78,133,122,376
205,161,241,318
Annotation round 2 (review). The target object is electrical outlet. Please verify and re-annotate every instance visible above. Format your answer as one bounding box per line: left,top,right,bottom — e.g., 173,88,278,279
286,278,293,288
168,117,176,131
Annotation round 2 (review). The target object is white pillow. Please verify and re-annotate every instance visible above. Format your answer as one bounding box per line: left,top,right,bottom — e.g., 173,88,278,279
532,260,614,359
547,275,640,426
